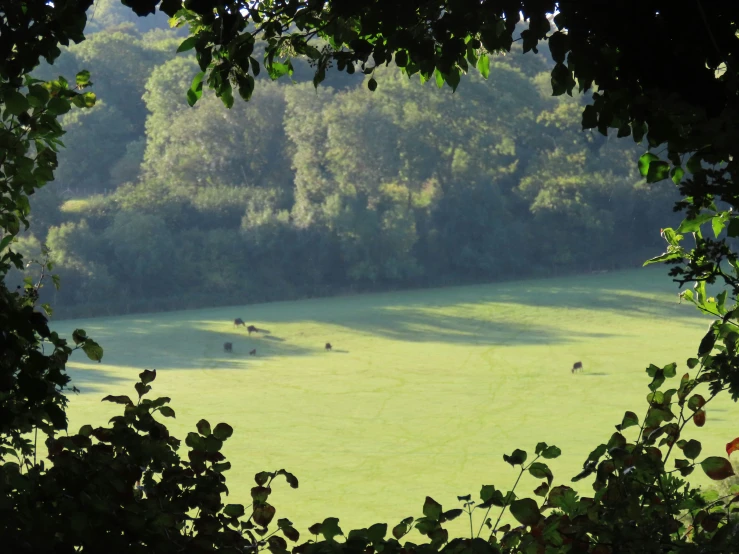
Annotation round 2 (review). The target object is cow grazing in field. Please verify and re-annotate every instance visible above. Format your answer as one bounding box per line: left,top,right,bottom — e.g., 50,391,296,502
234,318,246,327
249,349,257,356
224,342,233,353
325,342,332,351
572,361,583,374
247,325,271,335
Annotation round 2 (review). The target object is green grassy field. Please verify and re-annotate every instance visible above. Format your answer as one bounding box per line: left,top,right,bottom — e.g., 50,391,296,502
53,267,737,535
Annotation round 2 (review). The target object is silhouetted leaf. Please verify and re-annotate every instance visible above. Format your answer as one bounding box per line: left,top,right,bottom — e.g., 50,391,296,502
255,471,272,485
253,502,276,526
102,395,133,406
503,449,527,466
72,329,87,345
423,496,443,521
529,462,553,485
213,422,233,440
684,439,702,460
509,498,540,526
224,503,245,518
139,369,156,385
698,328,716,356
533,482,549,497
159,406,175,418
197,419,211,436
319,517,343,541
542,445,561,459
441,509,463,522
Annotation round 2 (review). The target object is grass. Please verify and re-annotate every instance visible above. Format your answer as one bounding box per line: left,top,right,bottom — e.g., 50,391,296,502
53,267,736,536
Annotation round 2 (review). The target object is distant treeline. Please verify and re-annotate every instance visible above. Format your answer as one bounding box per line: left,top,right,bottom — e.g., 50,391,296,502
8,0,680,318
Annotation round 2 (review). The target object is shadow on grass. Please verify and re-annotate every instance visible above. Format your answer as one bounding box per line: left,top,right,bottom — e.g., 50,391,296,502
66,365,129,395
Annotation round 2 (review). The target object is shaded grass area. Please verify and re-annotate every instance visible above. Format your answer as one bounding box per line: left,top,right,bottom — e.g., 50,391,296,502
55,267,733,535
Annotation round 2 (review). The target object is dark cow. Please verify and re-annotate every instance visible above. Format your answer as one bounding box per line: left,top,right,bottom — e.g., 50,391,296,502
247,325,258,335
234,318,246,327
224,342,233,352
249,349,257,356
325,342,332,351
572,361,583,374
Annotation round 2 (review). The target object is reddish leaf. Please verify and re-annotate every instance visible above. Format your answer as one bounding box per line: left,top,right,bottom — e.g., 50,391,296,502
694,410,706,427
727,437,739,457
701,456,736,480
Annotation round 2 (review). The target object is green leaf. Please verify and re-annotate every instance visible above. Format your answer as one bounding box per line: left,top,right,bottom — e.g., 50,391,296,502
476,54,490,79
701,456,735,480
5,91,29,116
224,503,245,518
688,394,706,411
647,160,670,183
422,496,442,521
187,72,205,107
81,339,103,362
72,329,87,345
177,36,198,53
197,419,211,436
213,422,234,440
618,411,639,430
267,61,291,80
368,77,377,91
683,439,702,460
75,70,92,87
503,448,527,466
435,69,444,88
509,498,541,526
638,153,659,177
46,96,70,115
159,406,175,418
71,92,96,108
677,213,715,233
671,166,685,185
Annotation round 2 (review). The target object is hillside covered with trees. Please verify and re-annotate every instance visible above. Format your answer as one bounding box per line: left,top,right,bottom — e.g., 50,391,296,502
12,0,679,317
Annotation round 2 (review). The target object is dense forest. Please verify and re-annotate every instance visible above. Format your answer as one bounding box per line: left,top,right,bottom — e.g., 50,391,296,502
13,0,679,317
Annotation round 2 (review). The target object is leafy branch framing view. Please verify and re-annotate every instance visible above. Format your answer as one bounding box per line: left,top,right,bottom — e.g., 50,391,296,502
2,1,739,552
